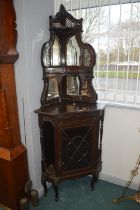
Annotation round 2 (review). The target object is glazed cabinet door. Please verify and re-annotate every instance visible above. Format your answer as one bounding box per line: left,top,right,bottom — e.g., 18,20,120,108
56,114,100,176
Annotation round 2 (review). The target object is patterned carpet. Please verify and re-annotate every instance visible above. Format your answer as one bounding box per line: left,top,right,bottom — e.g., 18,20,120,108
29,176,140,210
0,176,139,210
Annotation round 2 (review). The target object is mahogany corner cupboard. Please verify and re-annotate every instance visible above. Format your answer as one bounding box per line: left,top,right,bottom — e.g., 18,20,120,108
35,4,104,201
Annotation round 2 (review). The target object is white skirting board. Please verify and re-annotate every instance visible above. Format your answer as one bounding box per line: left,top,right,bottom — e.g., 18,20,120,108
99,172,139,190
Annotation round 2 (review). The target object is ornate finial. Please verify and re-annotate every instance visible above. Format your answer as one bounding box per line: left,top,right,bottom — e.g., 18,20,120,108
59,4,66,13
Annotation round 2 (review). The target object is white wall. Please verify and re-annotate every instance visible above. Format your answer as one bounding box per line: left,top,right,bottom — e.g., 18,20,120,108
13,0,140,196
101,105,140,190
14,0,54,195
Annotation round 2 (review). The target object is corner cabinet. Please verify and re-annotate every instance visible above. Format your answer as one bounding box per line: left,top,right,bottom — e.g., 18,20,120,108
35,5,104,201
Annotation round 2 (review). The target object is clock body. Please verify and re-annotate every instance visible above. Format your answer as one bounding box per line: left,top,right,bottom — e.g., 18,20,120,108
0,0,29,209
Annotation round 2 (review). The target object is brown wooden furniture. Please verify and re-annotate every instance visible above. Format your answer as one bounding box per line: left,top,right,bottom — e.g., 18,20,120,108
0,0,29,209
35,5,104,201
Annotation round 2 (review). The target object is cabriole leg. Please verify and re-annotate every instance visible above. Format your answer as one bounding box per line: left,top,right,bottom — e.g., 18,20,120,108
53,181,59,201
41,173,48,196
91,173,98,191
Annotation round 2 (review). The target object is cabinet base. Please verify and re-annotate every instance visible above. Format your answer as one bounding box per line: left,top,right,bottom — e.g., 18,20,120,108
0,144,29,210
42,164,101,201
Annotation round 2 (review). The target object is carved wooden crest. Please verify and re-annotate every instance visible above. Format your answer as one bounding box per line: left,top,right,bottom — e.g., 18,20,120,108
40,4,97,106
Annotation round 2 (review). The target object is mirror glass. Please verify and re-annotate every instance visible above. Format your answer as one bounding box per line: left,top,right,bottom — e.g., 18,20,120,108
67,36,80,66
48,77,59,99
52,38,60,66
67,76,80,95
42,42,51,67
81,81,88,96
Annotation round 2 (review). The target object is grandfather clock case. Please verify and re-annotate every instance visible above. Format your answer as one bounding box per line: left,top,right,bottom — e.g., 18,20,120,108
35,5,104,201
0,0,29,209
